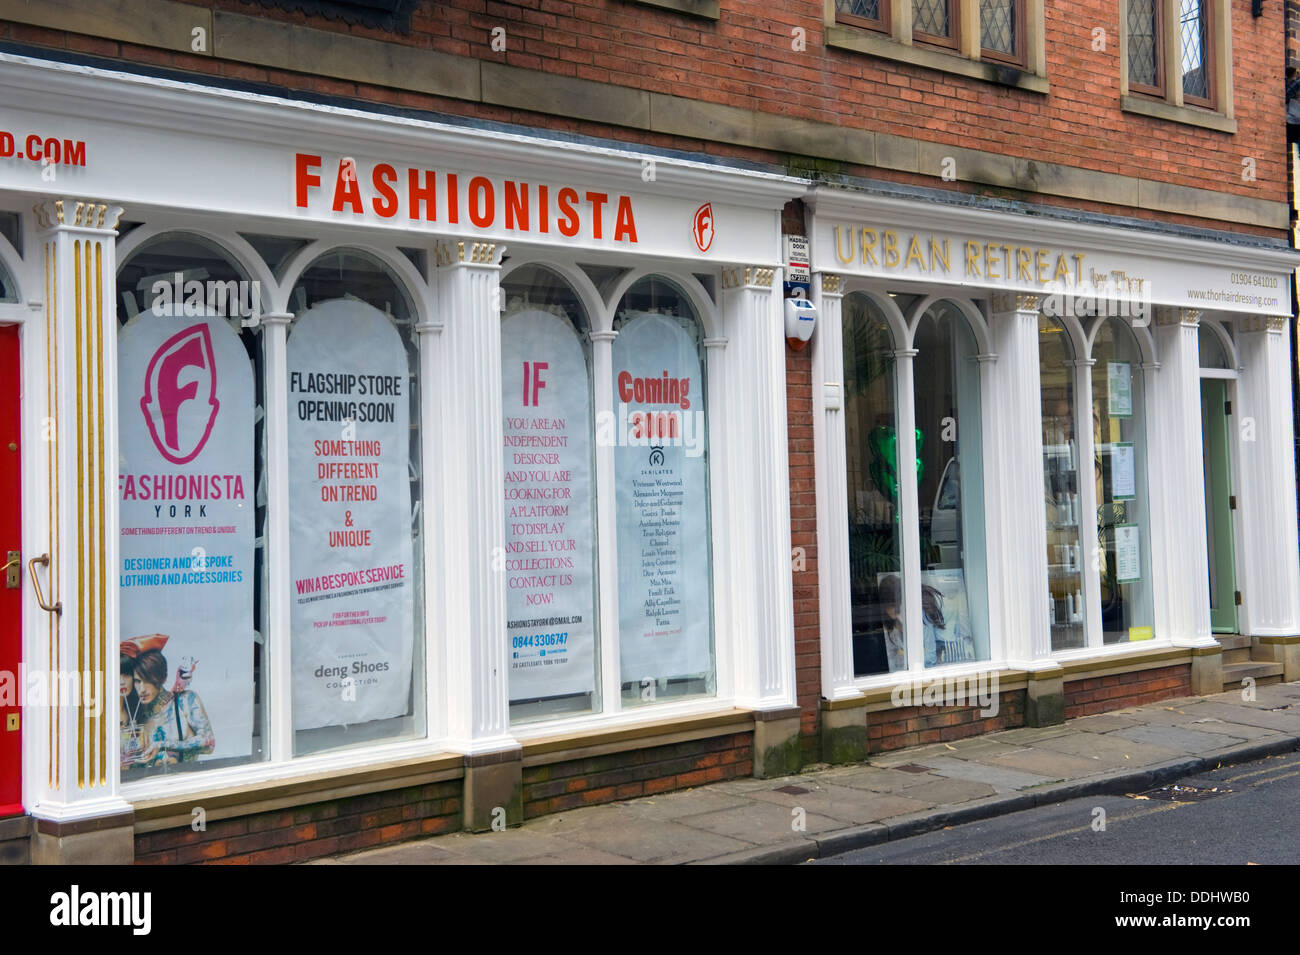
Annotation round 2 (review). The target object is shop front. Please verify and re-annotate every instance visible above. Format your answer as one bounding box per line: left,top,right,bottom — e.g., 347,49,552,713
0,52,809,863
807,188,1300,758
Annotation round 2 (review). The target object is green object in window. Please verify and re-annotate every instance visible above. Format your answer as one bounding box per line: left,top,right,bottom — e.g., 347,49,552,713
868,425,923,498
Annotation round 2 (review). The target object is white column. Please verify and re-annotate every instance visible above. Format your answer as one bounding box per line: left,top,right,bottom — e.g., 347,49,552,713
415,311,447,740
1071,357,1102,648
26,199,131,823
702,334,733,701
894,347,923,667
1236,316,1300,634
720,266,796,710
434,241,515,753
811,274,860,701
589,329,621,712
260,311,294,760
987,294,1050,663
1149,308,1212,644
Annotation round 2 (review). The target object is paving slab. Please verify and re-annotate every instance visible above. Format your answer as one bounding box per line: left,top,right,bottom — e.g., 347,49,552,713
743,782,938,826
1028,731,1183,767
1185,719,1286,740
675,802,845,845
982,746,1110,779
554,807,757,863
1108,724,1246,754
1065,713,1145,733
615,787,751,821
890,776,998,806
1182,700,1300,733
911,754,1056,792
817,765,943,792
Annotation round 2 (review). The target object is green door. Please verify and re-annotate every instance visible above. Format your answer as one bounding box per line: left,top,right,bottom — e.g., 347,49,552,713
1200,379,1237,632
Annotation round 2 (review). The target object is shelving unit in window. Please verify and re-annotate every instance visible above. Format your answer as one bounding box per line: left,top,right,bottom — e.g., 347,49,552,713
1042,415,1085,649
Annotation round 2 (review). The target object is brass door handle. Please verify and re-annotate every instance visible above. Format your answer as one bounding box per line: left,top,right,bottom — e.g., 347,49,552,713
27,554,61,614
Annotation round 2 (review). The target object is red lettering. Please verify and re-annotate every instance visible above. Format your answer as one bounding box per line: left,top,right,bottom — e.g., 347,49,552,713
469,176,494,228
24,135,41,161
62,139,85,167
408,168,436,221
372,164,399,218
505,181,528,230
295,153,321,208
446,173,459,224
538,184,549,234
0,132,12,158
557,187,579,237
617,371,634,403
614,196,638,243
332,162,362,213
586,192,608,239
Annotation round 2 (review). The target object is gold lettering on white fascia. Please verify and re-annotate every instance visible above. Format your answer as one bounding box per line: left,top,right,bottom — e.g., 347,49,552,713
833,224,1088,286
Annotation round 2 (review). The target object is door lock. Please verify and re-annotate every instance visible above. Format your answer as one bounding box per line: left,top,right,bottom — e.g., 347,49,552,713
5,713,17,732
3,551,18,589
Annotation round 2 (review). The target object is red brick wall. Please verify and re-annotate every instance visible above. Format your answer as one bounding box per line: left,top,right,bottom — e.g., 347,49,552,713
1064,663,1193,719
0,0,1287,233
520,732,752,818
868,689,1026,752
134,778,462,864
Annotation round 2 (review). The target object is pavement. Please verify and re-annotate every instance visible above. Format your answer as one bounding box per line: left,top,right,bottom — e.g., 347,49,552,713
312,679,1300,865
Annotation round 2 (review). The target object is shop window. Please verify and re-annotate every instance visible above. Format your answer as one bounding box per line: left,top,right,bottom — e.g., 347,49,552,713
287,249,426,755
1179,0,1211,105
0,259,16,303
1091,319,1154,643
115,234,267,777
1038,316,1087,650
500,265,601,723
612,277,715,706
912,301,989,666
842,293,905,675
1198,322,1231,370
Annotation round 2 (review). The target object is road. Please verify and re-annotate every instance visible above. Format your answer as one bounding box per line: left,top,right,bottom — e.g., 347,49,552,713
813,751,1300,864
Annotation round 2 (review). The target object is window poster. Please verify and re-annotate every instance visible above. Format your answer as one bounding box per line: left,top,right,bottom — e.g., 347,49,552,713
118,309,255,773
613,312,711,682
1115,523,1141,582
1107,361,1132,417
1111,441,1136,500
501,309,597,700
287,299,415,730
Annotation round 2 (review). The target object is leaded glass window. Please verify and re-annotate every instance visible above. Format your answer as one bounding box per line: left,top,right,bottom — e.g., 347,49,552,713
837,0,882,22
1180,0,1209,101
980,0,1015,56
1127,0,1159,90
914,0,953,39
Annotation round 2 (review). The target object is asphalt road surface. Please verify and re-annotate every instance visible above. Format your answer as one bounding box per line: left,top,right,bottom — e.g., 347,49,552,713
813,751,1300,865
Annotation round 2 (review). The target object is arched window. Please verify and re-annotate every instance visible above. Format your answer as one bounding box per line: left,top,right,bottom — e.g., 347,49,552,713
912,301,988,666
116,234,265,777
842,293,904,675
1198,323,1231,369
286,249,425,755
1091,319,1153,643
499,265,600,723
612,276,714,706
1038,316,1086,650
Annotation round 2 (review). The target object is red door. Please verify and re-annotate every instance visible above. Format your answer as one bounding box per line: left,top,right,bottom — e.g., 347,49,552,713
0,324,20,816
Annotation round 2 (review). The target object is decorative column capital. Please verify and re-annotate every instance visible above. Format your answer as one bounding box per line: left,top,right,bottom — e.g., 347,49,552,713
588,329,618,344
989,292,1040,314
1239,315,1288,334
33,199,123,233
433,241,505,268
818,273,845,297
702,336,729,350
720,266,776,290
1153,307,1200,327
259,311,294,327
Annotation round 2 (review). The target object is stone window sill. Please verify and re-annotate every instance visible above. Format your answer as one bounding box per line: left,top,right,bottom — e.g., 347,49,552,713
826,25,1048,94
625,0,720,19
1120,94,1236,134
